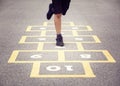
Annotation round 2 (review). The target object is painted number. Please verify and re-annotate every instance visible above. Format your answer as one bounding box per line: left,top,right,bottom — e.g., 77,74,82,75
80,54,91,59
38,38,46,41
75,38,83,41
46,65,73,72
30,54,42,59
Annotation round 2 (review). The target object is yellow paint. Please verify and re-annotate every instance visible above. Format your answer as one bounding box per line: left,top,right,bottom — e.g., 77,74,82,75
82,62,96,77
19,36,26,43
31,75,95,78
11,60,116,64
19,42,100,44
43,22,48,26
37,43,44,51
26,29,93,32
76,42,84,50
70,22,75,26
41,31,46,36
9,49,117,53
58,51,65,61
30,62,40,78
86,26,93,31
93,35,101,43
20,41,100,44
103,50,116,63
26,26,32,31
8,50,19,63
72,30,78,36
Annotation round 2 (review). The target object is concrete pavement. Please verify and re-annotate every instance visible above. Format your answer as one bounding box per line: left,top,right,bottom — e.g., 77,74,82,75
0,0,120,86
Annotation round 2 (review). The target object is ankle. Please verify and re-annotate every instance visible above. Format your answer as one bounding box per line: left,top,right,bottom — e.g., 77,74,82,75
57,33,61,36
57,34,62,38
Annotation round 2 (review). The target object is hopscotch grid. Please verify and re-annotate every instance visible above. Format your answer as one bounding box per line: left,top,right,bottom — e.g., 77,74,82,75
8,21,116,78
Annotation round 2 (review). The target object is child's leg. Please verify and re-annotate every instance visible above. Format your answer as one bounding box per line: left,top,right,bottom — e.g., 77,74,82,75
54,14,62,34
54,13,64,46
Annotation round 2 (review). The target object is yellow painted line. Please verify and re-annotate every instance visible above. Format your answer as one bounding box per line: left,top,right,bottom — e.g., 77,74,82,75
41,31,46,36
86,26,93,31
103,51,116,63
76,42,84,50
20,42,101,44
31,75,95,78
25,29,93,32
12,49,115,52
93,35,101,43
19,36,26,43
44,22,75,26
8,50,19,63
30,62,40,78
26,26,32,31
37,43,44,51
20,35,96,38
58,51,65,61
43,22,48,26
82,62,96,77
70,22,75,26
11,60,116,64
72,30,78,36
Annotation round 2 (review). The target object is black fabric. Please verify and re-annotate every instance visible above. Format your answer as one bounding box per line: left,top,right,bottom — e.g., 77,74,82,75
52,0,71,15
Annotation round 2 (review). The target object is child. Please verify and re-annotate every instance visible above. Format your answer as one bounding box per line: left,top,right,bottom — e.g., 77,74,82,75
47,0,71,46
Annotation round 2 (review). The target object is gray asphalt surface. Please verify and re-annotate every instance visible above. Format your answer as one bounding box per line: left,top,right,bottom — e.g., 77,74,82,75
0,0,120,86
